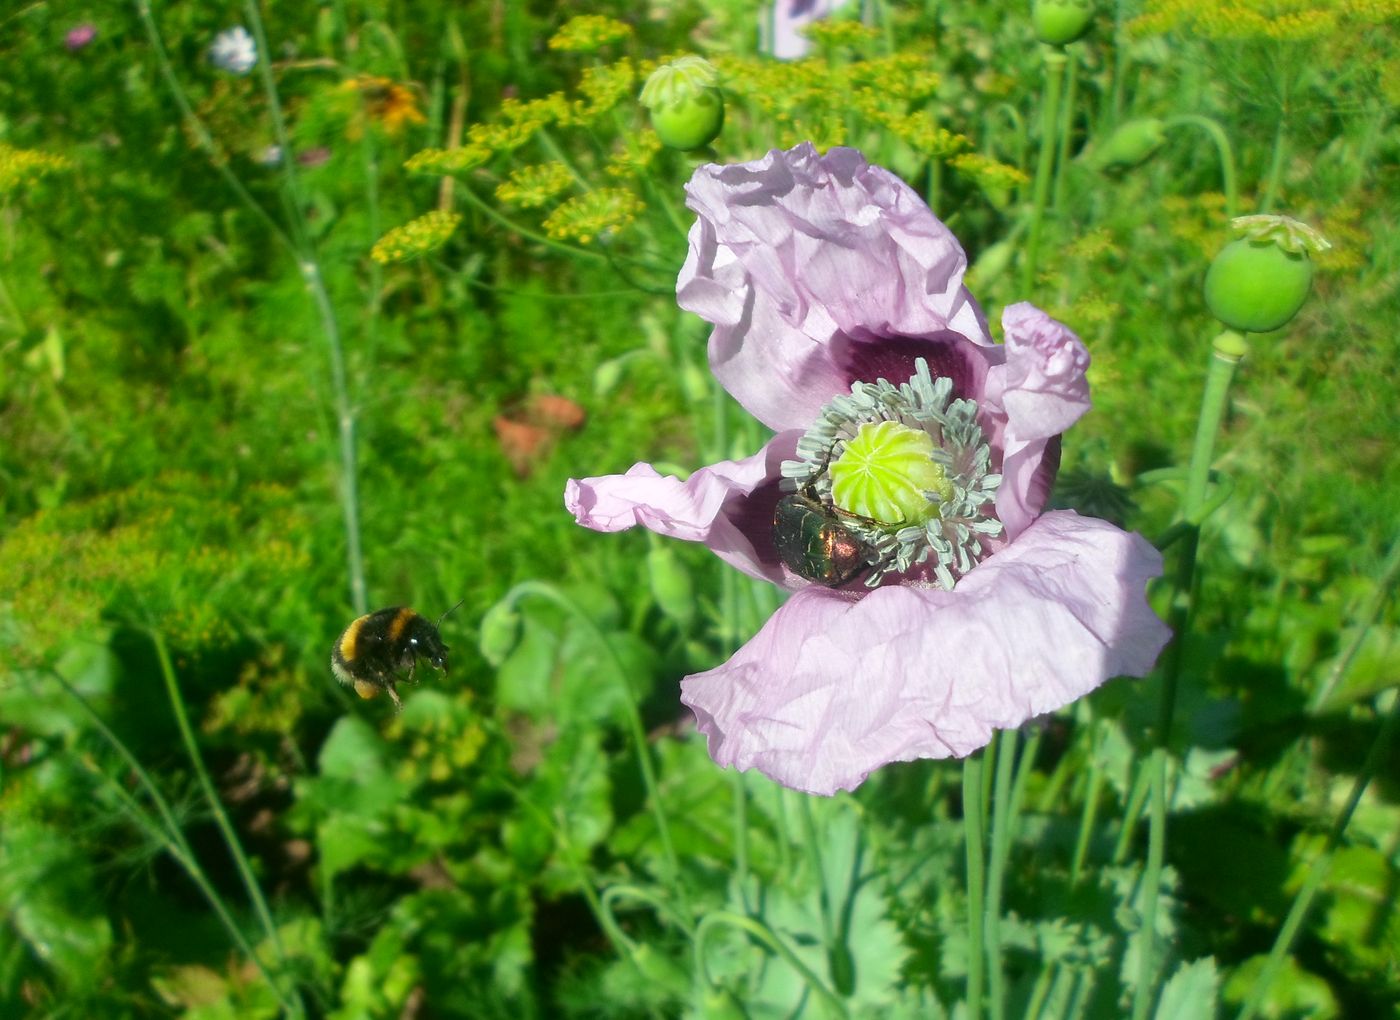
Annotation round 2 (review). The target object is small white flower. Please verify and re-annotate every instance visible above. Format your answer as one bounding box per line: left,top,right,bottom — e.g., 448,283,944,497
257,144,283,167
210,26,257,75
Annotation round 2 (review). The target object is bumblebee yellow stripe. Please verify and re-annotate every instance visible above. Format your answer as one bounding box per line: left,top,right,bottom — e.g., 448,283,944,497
387,607,415,643
338,614,369,662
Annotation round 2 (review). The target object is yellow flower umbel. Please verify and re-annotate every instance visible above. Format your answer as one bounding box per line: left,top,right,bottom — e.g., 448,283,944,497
495,162,575,209
548,14,634,53
542,189,644,245
0,145,72,195
371,210,462,264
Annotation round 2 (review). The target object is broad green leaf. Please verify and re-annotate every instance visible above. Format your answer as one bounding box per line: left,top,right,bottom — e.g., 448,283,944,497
1153,957,1219,1020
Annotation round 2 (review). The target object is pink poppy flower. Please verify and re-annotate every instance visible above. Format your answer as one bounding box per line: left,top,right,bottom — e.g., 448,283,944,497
565,143,1170,795
65,23,97,52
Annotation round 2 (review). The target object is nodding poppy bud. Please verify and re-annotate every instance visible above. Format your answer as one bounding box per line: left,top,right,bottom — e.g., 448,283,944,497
1088,118,1167,174
1203,215,1331,333
639,56,724,151
1033,0,1096,46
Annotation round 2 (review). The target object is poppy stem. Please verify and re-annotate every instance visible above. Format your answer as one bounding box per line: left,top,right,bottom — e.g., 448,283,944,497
1022,48,1068,294
1132,333,1246,1020
963,752,988,1020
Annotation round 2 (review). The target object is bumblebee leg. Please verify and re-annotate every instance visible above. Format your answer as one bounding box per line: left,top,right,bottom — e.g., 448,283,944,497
385,680,403,711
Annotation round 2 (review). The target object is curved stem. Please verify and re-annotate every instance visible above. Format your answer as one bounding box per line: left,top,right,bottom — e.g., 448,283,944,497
1163,115,1239,219
503,582,680,886
1259,90,1290,212
693,912,850,1017
1022,49,1068,294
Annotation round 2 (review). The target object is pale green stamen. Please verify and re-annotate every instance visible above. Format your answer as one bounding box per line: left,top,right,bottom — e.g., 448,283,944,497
830,420,952,525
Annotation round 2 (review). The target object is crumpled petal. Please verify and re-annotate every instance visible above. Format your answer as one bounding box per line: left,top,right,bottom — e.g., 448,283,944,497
678,143,991,432
565,433,800,585
985,303,1092,540
680,511,1169,795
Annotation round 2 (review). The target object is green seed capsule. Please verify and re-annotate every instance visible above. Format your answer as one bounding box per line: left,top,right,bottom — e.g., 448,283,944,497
1033,0,1096,45
640,56,725,151
1203,215,1330,333
1204,239,1312,333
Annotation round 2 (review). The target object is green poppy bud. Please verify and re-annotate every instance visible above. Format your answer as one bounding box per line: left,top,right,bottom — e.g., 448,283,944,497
640,56,724,151
1033,0,1095,46
1203,215,1331,333
1088,118,1167,174
477,599,521,667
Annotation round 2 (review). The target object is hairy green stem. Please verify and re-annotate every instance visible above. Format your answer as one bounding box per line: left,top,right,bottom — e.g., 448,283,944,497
963,753,987,1020
1132,332,1247,1020
986,732,1018,1020
1022,49,1068,294
1052,52,1078,214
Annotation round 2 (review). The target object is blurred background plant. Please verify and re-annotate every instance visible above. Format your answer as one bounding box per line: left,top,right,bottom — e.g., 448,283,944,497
1,1,1398,1017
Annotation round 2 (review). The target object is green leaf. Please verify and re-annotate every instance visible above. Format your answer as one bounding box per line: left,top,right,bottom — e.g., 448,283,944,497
0,812,113,991
1153,957,1219,1020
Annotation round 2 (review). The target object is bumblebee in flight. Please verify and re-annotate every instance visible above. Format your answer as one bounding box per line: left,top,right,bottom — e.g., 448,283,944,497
331,604,459,709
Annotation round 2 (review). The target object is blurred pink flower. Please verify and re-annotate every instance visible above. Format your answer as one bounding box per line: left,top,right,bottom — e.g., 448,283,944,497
762,1,852,60
65,23,97,52
565,144,1169,795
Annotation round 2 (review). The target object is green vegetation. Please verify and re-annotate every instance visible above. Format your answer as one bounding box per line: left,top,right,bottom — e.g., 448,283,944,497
2,1,1398,1017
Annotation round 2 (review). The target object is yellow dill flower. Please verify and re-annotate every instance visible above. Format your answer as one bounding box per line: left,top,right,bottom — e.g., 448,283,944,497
405,144,491,174
1068,292,1122,326
950,153,1029,189
848,54,941,101
1065,227,1119,261
575,59,637,120
605,132,663,179
542,188,644,244
874,111,968,158
0,144,72,194
548,14,634,52
496,162,575,209
371,210,462,264
804,19,880,50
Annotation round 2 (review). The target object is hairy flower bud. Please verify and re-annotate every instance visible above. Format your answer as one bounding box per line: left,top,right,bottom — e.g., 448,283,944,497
639,56,724,151
1204,215,1330,333
1033,0,1096,46
1088,118,1166,174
